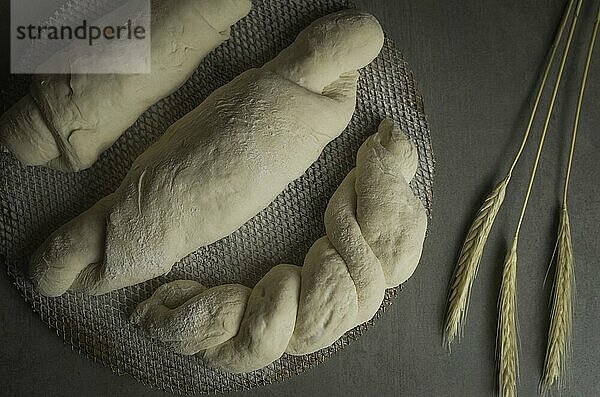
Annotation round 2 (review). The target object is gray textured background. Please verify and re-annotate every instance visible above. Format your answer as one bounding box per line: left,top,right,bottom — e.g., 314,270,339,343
1,0,599,396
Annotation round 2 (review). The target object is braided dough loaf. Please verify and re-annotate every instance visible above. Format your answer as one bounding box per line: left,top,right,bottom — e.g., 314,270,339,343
0,0,252,171
132,119,428,373
30,10,385,297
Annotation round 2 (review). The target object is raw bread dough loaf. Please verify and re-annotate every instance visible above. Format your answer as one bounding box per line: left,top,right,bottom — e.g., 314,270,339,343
0,0,252,171
30,10,385,296
132,118,428,373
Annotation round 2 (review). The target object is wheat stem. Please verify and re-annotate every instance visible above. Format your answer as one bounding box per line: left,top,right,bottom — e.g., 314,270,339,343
542,4,600,392
507,0,577,178
514,0,583,238
562,3,600,207
443,0,577,347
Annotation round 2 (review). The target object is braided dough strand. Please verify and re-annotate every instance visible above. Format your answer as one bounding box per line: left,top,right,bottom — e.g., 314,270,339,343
132,119,427,373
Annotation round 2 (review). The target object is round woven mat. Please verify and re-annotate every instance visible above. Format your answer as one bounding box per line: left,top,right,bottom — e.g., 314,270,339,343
0,0,434,394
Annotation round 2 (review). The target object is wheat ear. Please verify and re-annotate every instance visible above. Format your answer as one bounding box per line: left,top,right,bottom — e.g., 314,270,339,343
443,0,577,347
541,3,599,391
499,238,519,397
444,177,508,345
542,208,574,391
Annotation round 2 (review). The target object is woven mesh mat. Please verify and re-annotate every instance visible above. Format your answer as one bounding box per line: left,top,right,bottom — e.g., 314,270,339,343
0,0,434,394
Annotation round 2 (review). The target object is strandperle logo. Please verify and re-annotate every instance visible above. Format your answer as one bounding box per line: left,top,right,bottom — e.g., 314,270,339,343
15,20,147,46
11,0,151,74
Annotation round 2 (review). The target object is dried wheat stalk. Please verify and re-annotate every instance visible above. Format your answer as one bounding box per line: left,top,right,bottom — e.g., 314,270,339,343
542,208,574,391
499,238,519,397
541,3,599,391
444,177,508,346
443,0,577,347
496,1,584,394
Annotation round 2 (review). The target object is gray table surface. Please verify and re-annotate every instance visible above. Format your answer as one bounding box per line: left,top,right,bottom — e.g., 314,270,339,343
1,1,599,396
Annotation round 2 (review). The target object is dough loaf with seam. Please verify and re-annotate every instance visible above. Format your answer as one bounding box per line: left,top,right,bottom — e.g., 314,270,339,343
30,10,385,296
0,0,252,171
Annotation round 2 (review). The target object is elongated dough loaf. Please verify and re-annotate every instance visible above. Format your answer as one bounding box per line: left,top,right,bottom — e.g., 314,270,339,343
131,119,428,373
0,0,252,171
30,10,385,296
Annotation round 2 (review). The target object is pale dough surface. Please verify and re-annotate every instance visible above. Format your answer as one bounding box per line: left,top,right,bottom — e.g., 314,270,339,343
132,118,428,373
0,0,252,171
29,10,385,297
